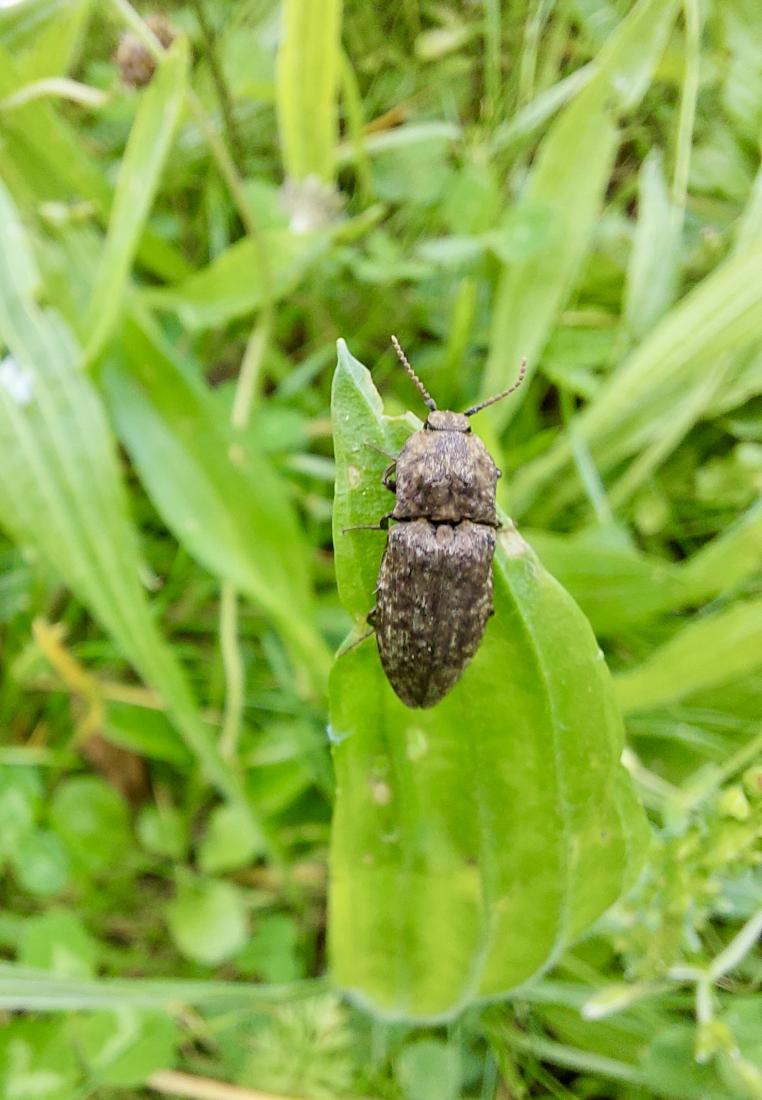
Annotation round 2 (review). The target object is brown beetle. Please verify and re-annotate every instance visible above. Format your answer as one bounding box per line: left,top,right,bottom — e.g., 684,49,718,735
366,337,526,708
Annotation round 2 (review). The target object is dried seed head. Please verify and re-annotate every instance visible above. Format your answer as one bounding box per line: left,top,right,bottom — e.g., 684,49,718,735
116,15,175,88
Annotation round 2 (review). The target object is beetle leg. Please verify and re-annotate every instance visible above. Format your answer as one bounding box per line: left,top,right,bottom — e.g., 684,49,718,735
382,461,397,493
366,607,377,628
342,511,394,534
338,625,375,657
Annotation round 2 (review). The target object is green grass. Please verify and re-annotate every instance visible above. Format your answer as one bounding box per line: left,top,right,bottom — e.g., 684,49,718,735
0,0,760,1097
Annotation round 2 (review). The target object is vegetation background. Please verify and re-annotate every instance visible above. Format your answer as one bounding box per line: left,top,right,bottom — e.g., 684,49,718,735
0,0,760,1097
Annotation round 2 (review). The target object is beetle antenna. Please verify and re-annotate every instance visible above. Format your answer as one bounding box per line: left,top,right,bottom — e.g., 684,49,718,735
463,358,527,417
390,335,437,412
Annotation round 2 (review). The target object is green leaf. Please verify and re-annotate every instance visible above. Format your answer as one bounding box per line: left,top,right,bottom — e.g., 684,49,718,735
331,339,418,620
511,242,762,518
0,180,245,806
143,228,329,331
15,0,92,82
19,909,98,979
236,914,302,982
624,150,680,338
76,1009,178,1087
0,1019,80,1100
0,765,41,855
136,803,187,860
84,38,188,363
277,0,343,181
397,1039,461,1100
198,803,265,874
615,597,762,715
165,877,248,965
0,964,324,1011
328,344,647,1020
105,309,330,687
11,828,69,896
483,0,678,425
49,776,131,875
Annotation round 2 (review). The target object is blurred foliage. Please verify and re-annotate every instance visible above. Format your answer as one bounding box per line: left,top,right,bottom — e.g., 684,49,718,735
0,0,759,1098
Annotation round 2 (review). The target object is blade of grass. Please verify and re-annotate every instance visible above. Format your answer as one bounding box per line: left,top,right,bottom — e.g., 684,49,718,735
0,965,324,1011
615,597,762,715
83,38,188,365
511,242,762,517
277,0,343,182
483,0,679,428
105,308,330,694
0,180,242,809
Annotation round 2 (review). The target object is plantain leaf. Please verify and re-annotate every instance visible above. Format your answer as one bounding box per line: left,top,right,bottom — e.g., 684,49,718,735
0,180,240,807
328,342,647,1021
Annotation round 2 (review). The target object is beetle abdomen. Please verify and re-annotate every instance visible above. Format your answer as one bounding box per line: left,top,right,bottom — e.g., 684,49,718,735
375,519,495,708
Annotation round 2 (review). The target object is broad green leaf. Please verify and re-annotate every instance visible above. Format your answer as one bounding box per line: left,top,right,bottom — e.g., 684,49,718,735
0,180,242,805
483,0,678,425
616,597,762,715
277,0,343,181
328,344,647,1020
105,309,330,688
331,339,418,619
144,228,329,331
84,38,188,363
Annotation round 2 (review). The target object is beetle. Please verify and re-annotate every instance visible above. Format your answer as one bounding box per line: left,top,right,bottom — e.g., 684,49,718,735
357,336,526,709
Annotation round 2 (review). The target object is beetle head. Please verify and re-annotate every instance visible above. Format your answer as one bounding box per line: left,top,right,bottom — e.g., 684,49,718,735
425,410,470,432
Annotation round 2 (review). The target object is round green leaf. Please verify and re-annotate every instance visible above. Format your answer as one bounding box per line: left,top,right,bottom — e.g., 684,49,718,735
49,776,131,875
11,828,69,896
198,802,265,874
165,877,248,965
137,803,187,860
